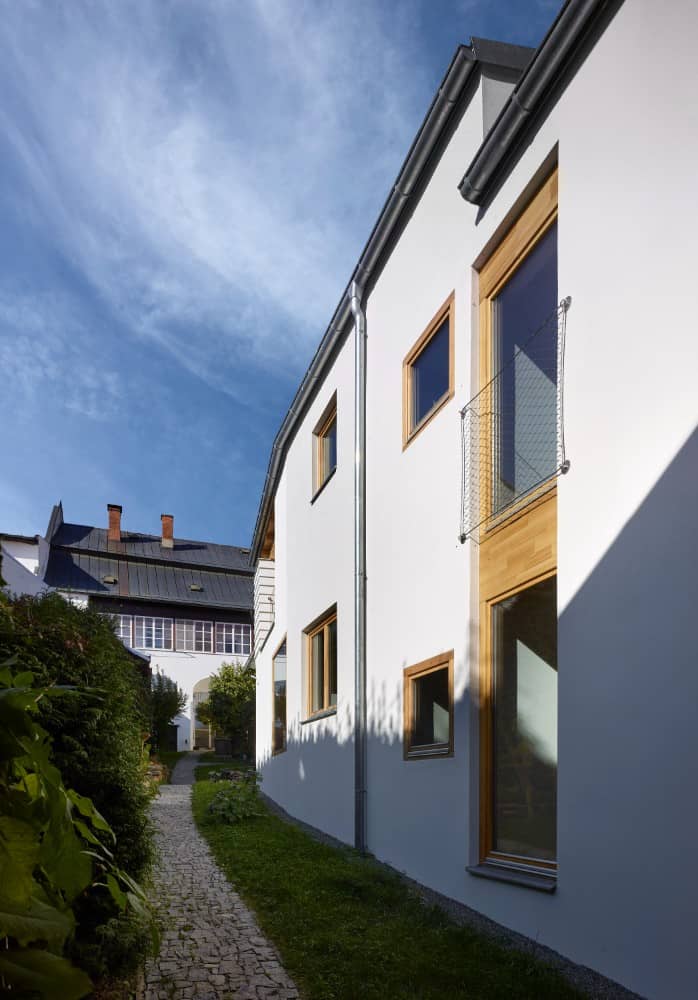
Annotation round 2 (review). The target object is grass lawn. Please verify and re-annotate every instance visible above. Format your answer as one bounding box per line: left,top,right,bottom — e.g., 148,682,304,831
192,780,582,1000
194,756,253,783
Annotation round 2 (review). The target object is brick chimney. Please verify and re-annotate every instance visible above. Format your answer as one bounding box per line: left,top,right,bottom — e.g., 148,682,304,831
107,504,122,542
161,513,174,549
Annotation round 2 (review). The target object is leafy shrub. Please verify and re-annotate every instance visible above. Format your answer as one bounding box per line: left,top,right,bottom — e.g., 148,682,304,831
196,660,255,756
0,593,153,878
0,661,150,998
150,672,186,750
207,771,263,824
0,593,155,982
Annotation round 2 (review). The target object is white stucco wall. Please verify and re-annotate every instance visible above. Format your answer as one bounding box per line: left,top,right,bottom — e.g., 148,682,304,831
147,649,248,751
256,3,698,997
1,543,49,597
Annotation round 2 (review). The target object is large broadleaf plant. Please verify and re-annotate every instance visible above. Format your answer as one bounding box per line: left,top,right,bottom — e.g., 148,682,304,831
0,658,150,998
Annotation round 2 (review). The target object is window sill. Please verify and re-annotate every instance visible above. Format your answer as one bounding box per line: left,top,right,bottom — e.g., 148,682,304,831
404,747,453,761
402,389,453,452
466,863,556,893
300,708,337,725
310,466,337,504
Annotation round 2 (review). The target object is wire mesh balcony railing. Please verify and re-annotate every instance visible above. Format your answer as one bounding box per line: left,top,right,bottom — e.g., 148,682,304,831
459,297,571,543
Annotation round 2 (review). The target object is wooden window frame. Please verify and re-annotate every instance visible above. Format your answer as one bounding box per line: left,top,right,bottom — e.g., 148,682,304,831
402,292,455,450
312,393,337,500
271,635,287,756
478,170,558,538
304,605,337,719
476,169,559,878
403,650,454,760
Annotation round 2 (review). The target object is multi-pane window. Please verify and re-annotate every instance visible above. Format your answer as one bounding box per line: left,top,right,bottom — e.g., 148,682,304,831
403,652,453,759
215,622,252,656
272,638,287,755
102,613,133,645
134,616,173,650
176,619,213,653
306,608,337,716
312,394,337,496
402,294,454,447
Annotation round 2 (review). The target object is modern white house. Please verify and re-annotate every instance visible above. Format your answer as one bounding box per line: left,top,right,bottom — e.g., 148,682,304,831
40,502,253,750
250,1,698,998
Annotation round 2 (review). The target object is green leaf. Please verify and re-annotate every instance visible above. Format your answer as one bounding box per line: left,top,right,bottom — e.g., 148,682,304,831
13,670,35,687
67,788,114,835
104,873,127,911
0,892,73,949
0,816,41,907
0,947,92,999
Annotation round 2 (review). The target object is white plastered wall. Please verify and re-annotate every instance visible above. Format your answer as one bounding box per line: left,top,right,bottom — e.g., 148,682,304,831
256,2,698,995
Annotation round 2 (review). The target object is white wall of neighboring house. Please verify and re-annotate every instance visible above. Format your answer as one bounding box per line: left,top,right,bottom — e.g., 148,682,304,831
0,543,48,597
255,3,698,998
148,649,247,751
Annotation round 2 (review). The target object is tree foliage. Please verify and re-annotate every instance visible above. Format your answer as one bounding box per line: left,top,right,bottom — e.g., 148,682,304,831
0,659,150,998
151,672,186,749
196,660,255,755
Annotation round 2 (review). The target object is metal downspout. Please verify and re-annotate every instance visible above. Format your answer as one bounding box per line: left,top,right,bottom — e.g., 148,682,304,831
350,279,367,853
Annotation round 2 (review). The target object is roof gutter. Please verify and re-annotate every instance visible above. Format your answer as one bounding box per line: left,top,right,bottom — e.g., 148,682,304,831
459,0,616,204
250,45,479,564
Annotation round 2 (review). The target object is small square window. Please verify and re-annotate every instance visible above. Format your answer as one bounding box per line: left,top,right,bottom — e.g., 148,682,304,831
305,607,337,716
403,651,454,759
312,394,337,498
402,294,454,448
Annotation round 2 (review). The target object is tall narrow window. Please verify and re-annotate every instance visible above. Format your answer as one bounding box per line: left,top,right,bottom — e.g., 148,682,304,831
272,638,287,755
492,222,558,516
475,170,559,886
305,608,337,716
490,576,557,864
403,651,454,759
402,293,454,448
312,394,337,497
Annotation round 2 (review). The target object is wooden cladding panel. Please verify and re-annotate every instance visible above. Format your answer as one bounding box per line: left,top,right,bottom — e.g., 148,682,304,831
479,491,557,603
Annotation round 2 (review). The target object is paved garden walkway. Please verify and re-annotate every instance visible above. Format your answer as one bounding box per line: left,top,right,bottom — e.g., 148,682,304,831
140,753,299,1000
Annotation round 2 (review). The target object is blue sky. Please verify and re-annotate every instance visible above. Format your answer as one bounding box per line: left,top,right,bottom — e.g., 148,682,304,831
0,0,561,547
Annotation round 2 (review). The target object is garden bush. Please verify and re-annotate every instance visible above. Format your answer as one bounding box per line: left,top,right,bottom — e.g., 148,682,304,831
0,592,155,983
207,771,263,824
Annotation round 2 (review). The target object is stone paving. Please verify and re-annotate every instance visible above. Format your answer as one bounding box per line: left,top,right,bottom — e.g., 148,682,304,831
139,753,299,1000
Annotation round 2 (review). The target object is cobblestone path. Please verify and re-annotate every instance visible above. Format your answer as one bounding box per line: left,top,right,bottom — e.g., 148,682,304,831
140,754,299,1000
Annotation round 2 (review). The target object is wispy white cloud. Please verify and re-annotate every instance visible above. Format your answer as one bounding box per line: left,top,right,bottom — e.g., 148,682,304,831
0,0,428,394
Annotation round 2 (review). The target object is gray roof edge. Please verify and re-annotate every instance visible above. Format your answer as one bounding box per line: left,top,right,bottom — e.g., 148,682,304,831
51,542,254,577
459,0,619,203
250,38,531,564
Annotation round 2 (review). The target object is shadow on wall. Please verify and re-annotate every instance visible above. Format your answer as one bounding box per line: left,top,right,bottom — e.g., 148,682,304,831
556,423,698,997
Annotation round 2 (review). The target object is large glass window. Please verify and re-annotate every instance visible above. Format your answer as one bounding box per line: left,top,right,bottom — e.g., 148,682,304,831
306,609,337,716
491,576,557,864
272,639,287,755
403,295,454,446
102,613,132,645
403,652,453,759
134,616,173,650
492,222,558,516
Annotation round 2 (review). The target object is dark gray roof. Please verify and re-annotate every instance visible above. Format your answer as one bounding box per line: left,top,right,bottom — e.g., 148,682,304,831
45,548,253,610
51,522,251,573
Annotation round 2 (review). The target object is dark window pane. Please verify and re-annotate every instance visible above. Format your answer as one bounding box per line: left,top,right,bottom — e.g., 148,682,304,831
413,666,449,747
311,631,324,713
412,318,449,428
321,416,337,483
492,576,557,862
492,222,558,515
327,619,337,707
273,641,287,753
